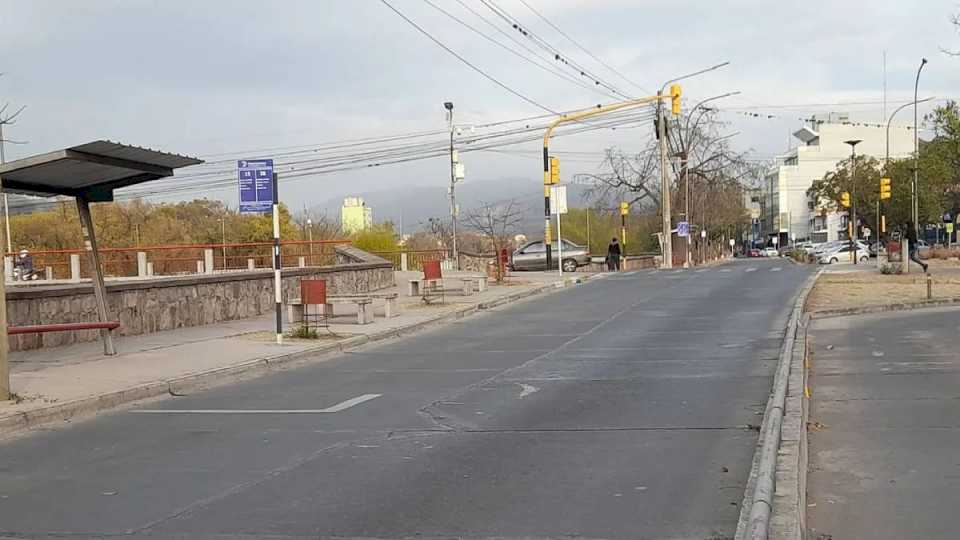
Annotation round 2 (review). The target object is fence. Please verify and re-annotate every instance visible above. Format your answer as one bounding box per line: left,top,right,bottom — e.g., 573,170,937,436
370,250,450,272
8,240,352,280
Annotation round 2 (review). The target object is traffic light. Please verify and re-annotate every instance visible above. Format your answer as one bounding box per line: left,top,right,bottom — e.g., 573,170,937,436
550,157,560,184
670,84,682,116
620,201,629,216
880,177,891,200
840,191,851,208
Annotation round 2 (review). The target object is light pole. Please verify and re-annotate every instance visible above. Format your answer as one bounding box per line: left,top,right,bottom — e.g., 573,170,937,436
306,217,313,264
913,58,928,234
444,101,459,270
845,139,862,264
885,96,934,258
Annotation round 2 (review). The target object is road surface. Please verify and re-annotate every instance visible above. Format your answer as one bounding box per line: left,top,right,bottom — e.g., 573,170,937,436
0,259,810,539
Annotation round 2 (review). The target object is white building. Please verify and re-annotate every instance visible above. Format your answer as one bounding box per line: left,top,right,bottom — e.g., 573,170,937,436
761,113,914,244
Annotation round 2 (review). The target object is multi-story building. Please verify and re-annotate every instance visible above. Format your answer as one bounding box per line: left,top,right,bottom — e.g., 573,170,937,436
760,113,914,245
340,197,373,234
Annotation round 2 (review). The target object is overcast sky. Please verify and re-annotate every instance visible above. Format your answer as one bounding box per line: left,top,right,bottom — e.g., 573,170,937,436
2,0,959,212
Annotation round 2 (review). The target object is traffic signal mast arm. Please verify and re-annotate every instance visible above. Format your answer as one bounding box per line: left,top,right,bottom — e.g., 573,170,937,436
541,93,675,269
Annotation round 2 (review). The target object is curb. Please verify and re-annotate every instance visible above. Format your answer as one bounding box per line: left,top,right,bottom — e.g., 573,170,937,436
0,275,589,439
736,270,820,540
808,296,960,319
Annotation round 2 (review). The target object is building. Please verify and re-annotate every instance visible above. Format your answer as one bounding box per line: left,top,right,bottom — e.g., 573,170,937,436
340,197,372,234
760,113,914,245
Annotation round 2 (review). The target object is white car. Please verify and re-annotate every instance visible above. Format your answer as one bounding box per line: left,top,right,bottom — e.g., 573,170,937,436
762,247,779,257
818,242,871,264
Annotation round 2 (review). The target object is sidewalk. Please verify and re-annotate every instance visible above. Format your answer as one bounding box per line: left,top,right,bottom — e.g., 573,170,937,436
806,306,960,539
1,270,599,438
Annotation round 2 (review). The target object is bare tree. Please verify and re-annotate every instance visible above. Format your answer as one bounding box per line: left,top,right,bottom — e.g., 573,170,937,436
463,199,525,281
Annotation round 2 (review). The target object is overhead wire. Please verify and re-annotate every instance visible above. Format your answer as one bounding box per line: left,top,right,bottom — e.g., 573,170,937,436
379,0,559,114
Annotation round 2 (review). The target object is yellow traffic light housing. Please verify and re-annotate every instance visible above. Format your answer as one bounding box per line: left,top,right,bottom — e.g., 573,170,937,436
619,201,629,216
549,157,560,184
670,84,682,116
840,191,851,208
880,177,891,200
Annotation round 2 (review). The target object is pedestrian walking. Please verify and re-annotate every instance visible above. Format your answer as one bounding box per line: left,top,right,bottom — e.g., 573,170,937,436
905,221,928,273
607,237,622,271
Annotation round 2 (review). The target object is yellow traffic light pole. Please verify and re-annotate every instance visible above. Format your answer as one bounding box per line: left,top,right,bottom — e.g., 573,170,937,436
542,91,679,269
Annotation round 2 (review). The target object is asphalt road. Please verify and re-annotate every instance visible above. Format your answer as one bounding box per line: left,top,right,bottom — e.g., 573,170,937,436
807,306,960,540
0,258,810,539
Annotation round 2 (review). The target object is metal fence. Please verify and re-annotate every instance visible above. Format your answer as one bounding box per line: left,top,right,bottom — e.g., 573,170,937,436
370,250,449,272
10,239,352,280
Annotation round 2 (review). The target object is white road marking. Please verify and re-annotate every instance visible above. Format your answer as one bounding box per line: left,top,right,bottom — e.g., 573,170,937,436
719,269,732,273
745,267,757,273
695,269,709,273
518,383,539,398
771,267,782,272
131,393,383,414
623,271,638,276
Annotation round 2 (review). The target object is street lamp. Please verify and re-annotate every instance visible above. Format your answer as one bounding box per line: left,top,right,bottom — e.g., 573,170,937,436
444,101,459,270
306,218,313,262
913,58,928,234
845,139,862,264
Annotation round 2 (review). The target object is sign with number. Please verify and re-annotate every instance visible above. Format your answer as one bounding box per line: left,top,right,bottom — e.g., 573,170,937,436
677,221,689,237
549,185,567,214
238,159,274,213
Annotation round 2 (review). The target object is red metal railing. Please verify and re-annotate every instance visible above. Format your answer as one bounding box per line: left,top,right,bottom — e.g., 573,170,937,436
8,239,352,280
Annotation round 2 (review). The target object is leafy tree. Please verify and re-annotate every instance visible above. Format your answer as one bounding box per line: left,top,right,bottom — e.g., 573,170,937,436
351,222,398,253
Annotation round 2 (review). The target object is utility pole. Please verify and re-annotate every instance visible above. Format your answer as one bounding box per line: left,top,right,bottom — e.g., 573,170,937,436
444,101,459,270
0,122,12,254
657,90,673,269
681,150,691,267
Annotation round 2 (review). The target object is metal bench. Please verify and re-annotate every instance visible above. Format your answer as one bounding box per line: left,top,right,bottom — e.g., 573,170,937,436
8,321,121,335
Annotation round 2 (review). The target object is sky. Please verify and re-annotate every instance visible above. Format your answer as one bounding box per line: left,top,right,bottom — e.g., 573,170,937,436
1,0,959,215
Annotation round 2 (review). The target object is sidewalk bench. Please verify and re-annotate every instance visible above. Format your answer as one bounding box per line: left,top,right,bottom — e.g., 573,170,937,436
328,292,399,318
407,276,487,297
8,321,120,335
288,297,373,325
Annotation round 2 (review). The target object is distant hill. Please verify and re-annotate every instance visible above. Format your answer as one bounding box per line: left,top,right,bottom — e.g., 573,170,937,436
311,177,593,236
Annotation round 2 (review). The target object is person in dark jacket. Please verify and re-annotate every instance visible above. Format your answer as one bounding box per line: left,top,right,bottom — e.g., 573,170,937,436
607,237,622,271
906,221,928,272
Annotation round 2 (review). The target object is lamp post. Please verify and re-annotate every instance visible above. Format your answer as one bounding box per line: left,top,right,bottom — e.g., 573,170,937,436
306,218,313,264
913,58,928,234
845,139,862,264
444,101,459,270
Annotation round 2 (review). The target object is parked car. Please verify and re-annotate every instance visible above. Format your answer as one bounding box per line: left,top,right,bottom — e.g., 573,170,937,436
510,239,590,272
818,242,871,264
762,247,779,257
748,248,761,257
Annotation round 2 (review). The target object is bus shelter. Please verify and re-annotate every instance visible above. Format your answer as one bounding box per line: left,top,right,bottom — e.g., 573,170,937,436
0,140,201,368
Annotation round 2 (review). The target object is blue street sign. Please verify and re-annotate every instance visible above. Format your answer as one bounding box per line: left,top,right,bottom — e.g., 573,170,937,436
238,159,274,213
677,220,689,237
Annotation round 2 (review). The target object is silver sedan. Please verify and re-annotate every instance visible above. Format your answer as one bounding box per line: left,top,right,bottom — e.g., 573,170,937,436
511,240,591,272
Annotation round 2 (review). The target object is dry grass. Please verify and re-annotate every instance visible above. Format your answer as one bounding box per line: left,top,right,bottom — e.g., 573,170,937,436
807,260,960,312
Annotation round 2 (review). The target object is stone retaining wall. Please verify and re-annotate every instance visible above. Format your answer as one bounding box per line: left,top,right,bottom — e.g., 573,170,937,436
7,246,393,351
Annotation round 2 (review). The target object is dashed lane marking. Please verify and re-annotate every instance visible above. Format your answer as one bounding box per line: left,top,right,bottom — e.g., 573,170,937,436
130,394,383,414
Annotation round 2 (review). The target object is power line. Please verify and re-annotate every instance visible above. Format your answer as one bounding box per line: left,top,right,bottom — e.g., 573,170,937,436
515,0,652,94
478,0,633,100
379,0,559,115
421,0,620,100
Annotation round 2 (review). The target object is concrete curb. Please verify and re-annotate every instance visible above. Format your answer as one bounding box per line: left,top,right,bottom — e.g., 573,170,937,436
736,270,820,540
0,275,589,439
809,296,960,319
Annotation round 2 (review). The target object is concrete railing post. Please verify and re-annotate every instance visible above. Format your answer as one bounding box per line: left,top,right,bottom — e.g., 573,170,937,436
400,252,408,272
298,256,306,268
70,253,81,281
204,249,214,274
137,251,148,277
247,258,255,271
196,260,204,274
44,266,53,280
146,262,154,276
3,256,11,282
902,239,910,274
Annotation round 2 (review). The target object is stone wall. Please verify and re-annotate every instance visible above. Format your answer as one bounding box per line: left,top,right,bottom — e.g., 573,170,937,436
6,246,393,351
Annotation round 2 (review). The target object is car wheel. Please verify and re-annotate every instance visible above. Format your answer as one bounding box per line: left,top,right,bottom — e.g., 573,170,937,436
860,255,869,262
562,258,578,273
830,257,838,264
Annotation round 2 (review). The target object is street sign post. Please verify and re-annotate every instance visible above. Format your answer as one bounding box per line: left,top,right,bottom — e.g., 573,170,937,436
677,221,689,237
239,159,282,344
550,186,567,275
238,159,274,214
